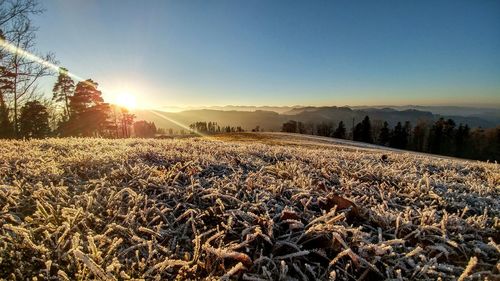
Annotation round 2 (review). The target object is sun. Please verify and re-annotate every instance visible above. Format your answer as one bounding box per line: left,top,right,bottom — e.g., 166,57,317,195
115,92,137,109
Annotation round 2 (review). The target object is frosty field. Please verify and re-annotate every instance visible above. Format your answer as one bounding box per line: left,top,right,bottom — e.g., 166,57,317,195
0,133,498,280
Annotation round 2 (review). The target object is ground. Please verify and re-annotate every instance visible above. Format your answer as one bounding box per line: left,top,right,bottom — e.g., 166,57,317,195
0,133,498,280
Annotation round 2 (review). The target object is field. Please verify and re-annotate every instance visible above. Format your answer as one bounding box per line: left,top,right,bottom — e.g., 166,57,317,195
0,133,498,280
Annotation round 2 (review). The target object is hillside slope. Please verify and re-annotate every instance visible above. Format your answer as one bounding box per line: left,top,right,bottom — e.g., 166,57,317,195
133,106,497,132
0,136,498,280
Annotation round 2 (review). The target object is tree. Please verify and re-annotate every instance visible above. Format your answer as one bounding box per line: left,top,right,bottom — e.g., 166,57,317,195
0,66,14,138
282,120,298,133
390,122,403,148
411,120,428,152
428,118,444,154
316,122,334,137
442,119,456,155
353,116,373,143
52,67,74,121
402,121,411,149
378,121,390,146
19,100,49,138
0,0,55,137
332,121,346,139
108,105,135,138
0,0,43,28
455,124,470,157
428,118,456,155
0,92,12,137
133,120,156,138
119,107,135,138
64,79,110,136
360,116,373,143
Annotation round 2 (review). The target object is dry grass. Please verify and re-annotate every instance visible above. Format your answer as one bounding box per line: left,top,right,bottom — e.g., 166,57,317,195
0,136,498,280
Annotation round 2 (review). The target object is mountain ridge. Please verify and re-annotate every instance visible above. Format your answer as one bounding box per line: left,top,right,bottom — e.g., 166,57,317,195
133,106,498,131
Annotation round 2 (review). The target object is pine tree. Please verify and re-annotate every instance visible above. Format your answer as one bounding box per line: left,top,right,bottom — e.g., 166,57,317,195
428,118,445,154
390,122,403,148
65,79,110,136
360,116,373,143
442,119,456,155
378,121,390,146
19,100,50,138
52,67,75,121
455,124,470,157
353,116,373,143
333,121,346,139
402,121,411,149
352,123,363,141
411,121,428,152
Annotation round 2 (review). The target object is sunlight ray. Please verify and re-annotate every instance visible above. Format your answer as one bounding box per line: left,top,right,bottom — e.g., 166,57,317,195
0,38,86,83
147,110,204,136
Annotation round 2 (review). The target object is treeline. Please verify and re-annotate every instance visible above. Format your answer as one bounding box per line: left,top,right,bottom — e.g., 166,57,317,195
0,1,156,139
282,117,500,162
188,121,244,134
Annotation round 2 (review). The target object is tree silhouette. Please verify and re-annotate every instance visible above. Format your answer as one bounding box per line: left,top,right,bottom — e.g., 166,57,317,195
19,100,50,138
120,108,135,138
0,66,14,138
133,120,156,138
402,121,411,149
390,122,403,148
428,118,456,155
352,123,362,141
361,116,373,143
0,93,13,138
64,79,110,136
455,124,470,157
282,120,301,133
332,121,346,139
353,116,373,143
316,122,334,137
428,119,443,153
52,67,75,121
442,119,455,155
378,121,390,146
411,121,428,152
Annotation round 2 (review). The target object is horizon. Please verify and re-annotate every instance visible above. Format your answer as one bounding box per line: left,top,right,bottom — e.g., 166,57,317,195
148,103,500,115
31,0,500,109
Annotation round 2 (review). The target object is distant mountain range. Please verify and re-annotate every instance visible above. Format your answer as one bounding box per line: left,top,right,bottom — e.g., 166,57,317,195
135,105,499,131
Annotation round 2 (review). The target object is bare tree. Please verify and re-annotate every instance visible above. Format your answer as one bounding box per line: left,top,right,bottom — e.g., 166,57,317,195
0,0,43,28
0,0,55,137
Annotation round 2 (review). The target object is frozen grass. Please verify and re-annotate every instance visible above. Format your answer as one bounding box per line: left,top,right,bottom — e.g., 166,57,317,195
0,135,498,280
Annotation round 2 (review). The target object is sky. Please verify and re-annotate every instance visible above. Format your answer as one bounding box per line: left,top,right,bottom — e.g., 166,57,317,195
32,0,500,109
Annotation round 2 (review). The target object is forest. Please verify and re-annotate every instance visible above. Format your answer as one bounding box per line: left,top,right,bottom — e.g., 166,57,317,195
282,116,500,162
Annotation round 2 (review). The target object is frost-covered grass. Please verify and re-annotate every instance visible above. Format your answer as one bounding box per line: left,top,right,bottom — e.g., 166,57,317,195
0,135,498,280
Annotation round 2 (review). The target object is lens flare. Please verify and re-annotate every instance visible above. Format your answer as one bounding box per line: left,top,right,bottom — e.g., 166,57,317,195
114,92,137,109
148,110,204,136
0,38,85,83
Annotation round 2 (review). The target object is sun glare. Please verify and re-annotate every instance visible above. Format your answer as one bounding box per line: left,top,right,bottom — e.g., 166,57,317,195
115,92,137,109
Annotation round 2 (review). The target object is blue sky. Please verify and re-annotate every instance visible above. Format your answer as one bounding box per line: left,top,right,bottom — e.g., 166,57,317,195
33,0,500,108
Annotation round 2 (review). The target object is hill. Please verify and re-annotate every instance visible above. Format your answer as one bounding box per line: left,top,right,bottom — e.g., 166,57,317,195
134,106,497,132
0,134,498,280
